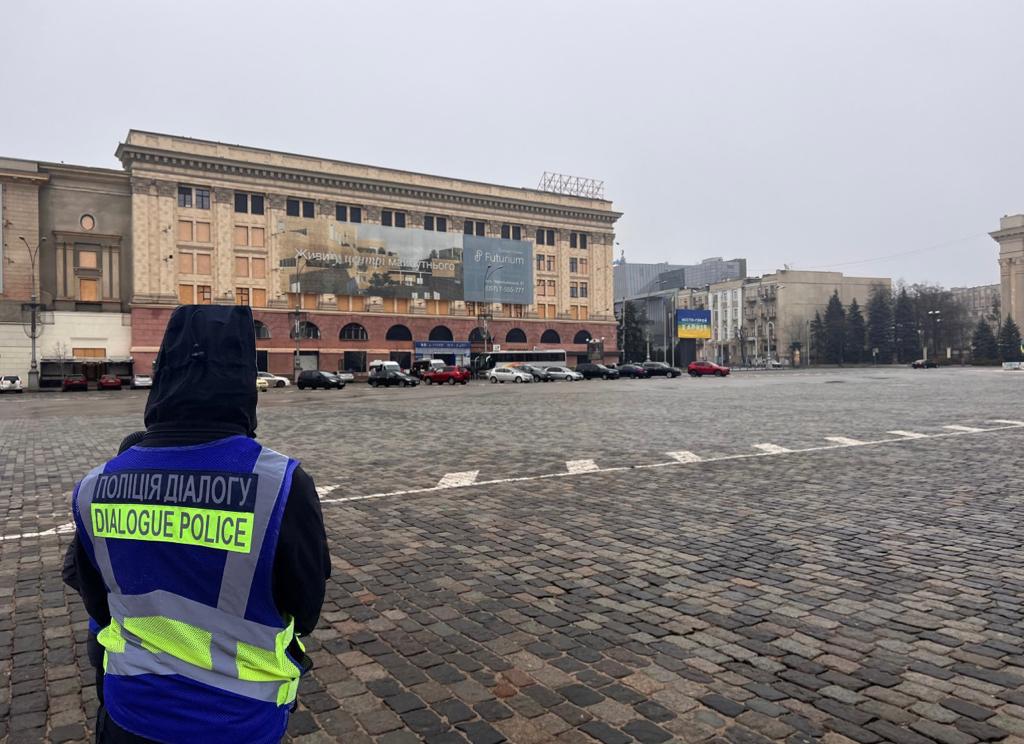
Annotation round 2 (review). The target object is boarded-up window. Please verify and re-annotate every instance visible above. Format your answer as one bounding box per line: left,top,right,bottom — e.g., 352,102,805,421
179,284,194,304
178,252,194,274
235,257,249,277
79,278,99,301
233,226,248,246
252,288,267,307
197,285,212,304
250,228,264,248
78,251,98,269
236,287,250,305
73,347,106,359
579,306,589,320
251,258,266,279
195,222,211,242
178,220,193,242
195,254,212,275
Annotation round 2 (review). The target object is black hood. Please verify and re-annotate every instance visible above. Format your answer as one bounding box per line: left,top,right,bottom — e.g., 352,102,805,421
144,305,258,436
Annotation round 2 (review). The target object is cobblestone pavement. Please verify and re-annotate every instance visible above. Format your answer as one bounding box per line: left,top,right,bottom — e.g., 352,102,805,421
2,367,1024,743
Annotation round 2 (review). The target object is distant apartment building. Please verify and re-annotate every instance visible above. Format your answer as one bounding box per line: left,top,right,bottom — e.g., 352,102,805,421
951,284,999,328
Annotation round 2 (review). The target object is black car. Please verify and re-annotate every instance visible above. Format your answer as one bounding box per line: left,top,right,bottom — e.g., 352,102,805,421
575,363,621,380
911,359,939,369
517,364,554,382
368,369,420,387
642,361,682,378
297,370,345,390
617,364,650,378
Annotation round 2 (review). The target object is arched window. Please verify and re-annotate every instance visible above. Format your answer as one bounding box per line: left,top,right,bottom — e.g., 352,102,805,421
385,324,413,341
254,320,271,339
291,321,320,340
505,328,527,344
340,323,368,341
573,330,591,344
428,325,453,341
541,329,560,344
469,327,490,344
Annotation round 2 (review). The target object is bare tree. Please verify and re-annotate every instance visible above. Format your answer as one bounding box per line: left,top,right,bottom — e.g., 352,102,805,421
52,342,70,378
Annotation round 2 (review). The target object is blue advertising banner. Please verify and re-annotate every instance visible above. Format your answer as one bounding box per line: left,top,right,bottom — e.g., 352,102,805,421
462,235,534,305
676,309,712,339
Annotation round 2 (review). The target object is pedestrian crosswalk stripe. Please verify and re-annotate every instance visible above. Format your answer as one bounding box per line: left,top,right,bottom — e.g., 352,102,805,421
887,430,927,439
752,443,791,454
565,459,599,474
943,425,984,433
666,451,702,463
825,437,865,446
437,471,479,488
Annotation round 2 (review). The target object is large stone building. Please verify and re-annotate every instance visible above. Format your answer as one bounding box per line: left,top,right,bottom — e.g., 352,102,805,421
0,158,132,385
951,283,999,329
118,131,621,373
0,131,622,382
991,214,1024,324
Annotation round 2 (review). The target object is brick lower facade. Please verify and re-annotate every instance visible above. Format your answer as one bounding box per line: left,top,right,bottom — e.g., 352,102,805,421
131,306,617,374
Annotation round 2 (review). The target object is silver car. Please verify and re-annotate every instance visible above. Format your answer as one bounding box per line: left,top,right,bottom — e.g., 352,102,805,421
131,374,152,389
545,366,583,381
257,371,291,388
335,371,355,383
488,366,533,384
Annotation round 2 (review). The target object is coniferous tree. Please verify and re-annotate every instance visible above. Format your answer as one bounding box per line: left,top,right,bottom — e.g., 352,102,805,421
997,315,1023,362
809,311,826,364
824,291,846,364
845,299,866,363
971,317,998,363
617,302,649,363
893,288,918,363
866,284,894,362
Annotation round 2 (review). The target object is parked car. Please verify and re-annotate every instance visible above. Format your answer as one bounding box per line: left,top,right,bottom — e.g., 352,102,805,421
411,358,446,379
297,370,344,390
545,366,583,381
688,360,731,377
0,375,23,393
911,359,939,369
98,374,123,391
515,364,554,382
642,361,683,378
256,377,270,393
257,371,290,388
369,368,420,387
617,364,650,379
336,371,355,384
576,363,620,380
131,374,152,390
488,366,533,384
422,366,471,385
62,374,88,392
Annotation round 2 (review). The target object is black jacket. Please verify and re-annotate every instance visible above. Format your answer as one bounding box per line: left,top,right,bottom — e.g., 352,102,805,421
64,305,330,662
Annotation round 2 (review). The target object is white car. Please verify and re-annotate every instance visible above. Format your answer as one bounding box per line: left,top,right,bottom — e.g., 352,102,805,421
545,366,583,381
488,366,534,384
131,374,152,389
0,375,24,393
257,371,290,388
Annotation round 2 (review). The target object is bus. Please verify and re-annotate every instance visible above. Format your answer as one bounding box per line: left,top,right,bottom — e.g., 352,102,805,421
471,349,567,372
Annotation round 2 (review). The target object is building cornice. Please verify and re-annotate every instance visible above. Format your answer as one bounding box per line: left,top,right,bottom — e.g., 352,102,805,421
116,145,622,226
0,169,49,186
991,228,1024,242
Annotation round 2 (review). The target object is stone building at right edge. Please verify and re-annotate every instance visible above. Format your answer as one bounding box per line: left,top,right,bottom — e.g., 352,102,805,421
991,214,1024,324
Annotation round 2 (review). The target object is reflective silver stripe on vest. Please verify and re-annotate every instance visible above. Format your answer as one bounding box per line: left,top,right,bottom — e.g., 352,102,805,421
105,641,283,704
77,465,119,593
80,444,296,703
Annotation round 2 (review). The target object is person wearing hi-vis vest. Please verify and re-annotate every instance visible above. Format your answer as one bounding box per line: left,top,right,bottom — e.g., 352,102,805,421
65,305,330,744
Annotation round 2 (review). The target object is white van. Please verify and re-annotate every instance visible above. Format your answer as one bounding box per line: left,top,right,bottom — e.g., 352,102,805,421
368,360,401,373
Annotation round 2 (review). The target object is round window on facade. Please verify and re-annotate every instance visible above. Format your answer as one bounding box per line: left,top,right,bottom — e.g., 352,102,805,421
80,214,95,231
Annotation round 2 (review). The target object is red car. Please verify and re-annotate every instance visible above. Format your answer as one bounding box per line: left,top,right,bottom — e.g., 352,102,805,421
422,365,471,385
62,374,89,392
688,361,730,377
98,374,123,391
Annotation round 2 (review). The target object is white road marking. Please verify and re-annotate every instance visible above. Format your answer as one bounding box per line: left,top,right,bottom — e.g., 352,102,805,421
667,450,703,463
315,484,338,498
566,459,599,474
0,521,74,542
990,419,1024,426
887,430,927,439
437,470,479,488
752,443,792,454
943,425,985,433
825,437,866,446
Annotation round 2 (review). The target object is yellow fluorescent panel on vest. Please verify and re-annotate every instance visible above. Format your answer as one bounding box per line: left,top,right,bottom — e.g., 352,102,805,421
91,503,254,553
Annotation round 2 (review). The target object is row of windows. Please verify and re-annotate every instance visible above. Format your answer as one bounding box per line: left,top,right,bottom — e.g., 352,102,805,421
535,255,588,274
534,280,589,297
258,321,585,345
177,284,267,306
179,185,592,247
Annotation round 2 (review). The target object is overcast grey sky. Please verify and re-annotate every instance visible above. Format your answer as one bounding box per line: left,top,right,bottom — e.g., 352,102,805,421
3,1,1021,288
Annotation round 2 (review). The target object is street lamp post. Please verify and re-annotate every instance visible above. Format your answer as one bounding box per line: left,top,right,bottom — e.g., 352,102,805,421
18,236,46,390
480,264,503,357
766,320,775,367
927,309,942,362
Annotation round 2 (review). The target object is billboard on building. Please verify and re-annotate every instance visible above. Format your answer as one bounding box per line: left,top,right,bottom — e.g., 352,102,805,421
276,221,532,304
676,309,712,339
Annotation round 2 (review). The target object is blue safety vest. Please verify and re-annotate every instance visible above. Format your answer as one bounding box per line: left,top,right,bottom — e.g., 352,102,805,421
73,436,302,744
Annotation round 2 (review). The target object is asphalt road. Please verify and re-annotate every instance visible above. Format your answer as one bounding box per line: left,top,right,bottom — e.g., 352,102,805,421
1,367,1023,743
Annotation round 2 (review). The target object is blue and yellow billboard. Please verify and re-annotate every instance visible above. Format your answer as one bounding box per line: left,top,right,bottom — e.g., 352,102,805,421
676,309,712,339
